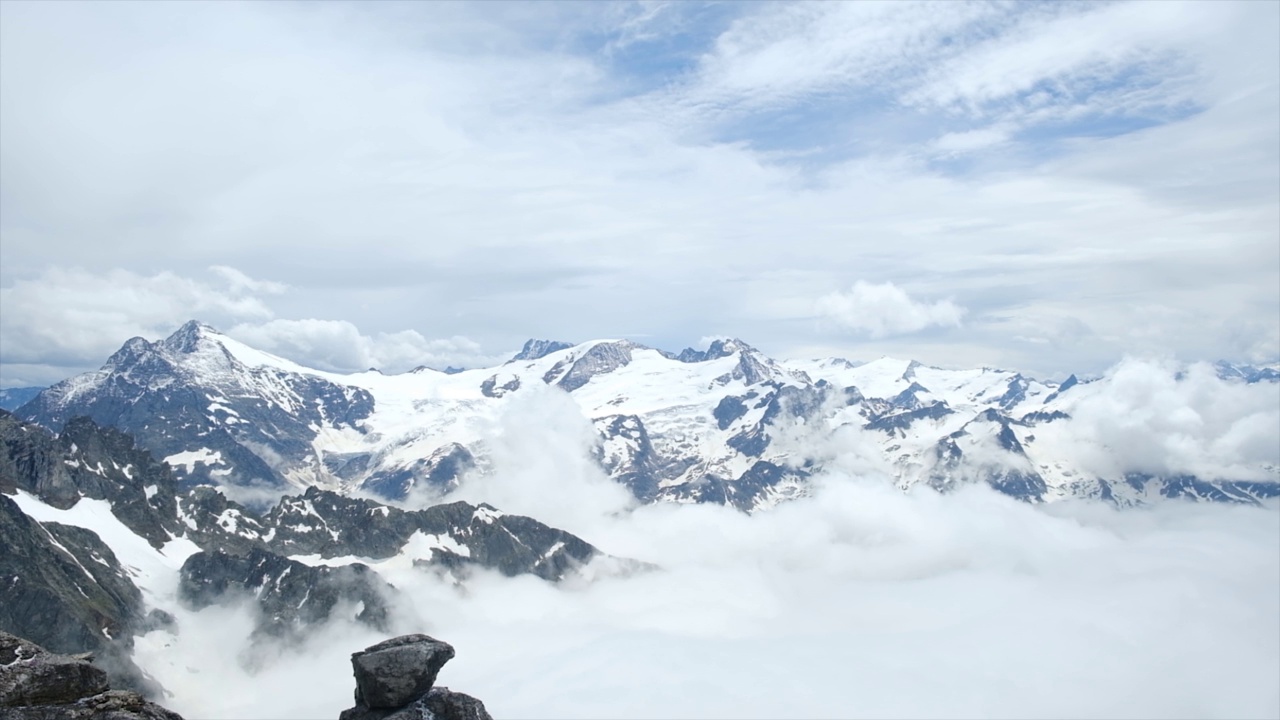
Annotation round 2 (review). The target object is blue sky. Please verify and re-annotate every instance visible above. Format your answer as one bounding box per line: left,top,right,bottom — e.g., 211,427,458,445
1,0,1277,385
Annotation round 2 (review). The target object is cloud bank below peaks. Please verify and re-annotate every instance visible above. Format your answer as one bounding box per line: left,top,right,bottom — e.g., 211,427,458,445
139,473,1280,720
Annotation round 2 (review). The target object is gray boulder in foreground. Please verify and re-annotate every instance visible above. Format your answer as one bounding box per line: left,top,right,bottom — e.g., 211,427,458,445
0,631,183,720
340,634,492,720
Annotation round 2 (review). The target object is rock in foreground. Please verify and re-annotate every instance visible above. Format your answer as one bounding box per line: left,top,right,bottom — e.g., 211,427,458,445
0,631,183,720
340,634,492,720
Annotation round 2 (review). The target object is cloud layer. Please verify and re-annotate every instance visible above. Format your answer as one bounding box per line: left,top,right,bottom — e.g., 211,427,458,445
136,469,1280,719
1,1,1276,383
115,381,1279,719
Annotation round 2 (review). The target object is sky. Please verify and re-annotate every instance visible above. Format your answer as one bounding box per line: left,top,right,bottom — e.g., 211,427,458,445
1,0,1278,387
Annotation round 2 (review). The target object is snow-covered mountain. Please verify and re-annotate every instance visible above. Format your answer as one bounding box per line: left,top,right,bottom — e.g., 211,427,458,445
0,408,621,694
16,321,1280,511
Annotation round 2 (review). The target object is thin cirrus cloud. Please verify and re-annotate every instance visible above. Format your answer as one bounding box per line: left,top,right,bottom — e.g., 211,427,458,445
815,282,965,339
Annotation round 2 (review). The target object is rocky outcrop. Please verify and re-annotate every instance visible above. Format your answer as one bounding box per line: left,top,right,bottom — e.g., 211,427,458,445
358,443,475,501
0,410,181,548
340,635,491,720
0,632,182,720
554,341,637,392
0,493,165,695
178,548,395,643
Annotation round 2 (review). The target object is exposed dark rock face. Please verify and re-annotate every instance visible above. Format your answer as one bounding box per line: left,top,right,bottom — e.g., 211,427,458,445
1042,373,1079,403
17,321,375,491
175,486,269,557
359,443,475,501
0,410,180,548
352,635,455,708
713,395,749,431
172,488,614,640
594,414,664,502
259,488,600,581
340,635,491,720
866,402,954,434
479,375,520,398
556,341,636,392
178,548,394,642
509,339,572,362
1214,361,1280,383
0,494,154,694
0,632,183,720
925,410,1048,502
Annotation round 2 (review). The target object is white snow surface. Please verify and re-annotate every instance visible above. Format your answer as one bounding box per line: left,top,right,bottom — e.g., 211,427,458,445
51,323,1280,507
164,448,225,474
11,491,200,607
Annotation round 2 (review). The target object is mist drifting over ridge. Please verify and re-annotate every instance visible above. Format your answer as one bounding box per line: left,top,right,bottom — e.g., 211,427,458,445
121,369,1280,718
130,454,1280,719
1,1,1278,718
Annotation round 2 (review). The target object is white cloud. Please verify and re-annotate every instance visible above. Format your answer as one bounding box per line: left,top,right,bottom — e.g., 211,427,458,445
1039,357,1280,481
0,1,1275,380
0,266,500,383
208,266,289,297
441,383,637,536
816,281,965,338
226,319,500,374
0,266,278,367
136,474,1280,720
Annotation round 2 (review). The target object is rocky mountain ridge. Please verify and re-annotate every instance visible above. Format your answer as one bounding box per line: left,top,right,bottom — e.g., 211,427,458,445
0,631,183,720
0,408,624,707
16,321,1279,511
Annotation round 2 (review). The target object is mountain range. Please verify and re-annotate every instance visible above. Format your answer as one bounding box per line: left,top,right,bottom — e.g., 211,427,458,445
12,320,1280,510
2,320,1277,717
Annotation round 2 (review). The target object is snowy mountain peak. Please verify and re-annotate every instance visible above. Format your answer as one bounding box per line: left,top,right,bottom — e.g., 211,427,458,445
14,320,1280,512
676,337,757,363
159,319,218,354
1214,361,1280,384
511,339,574,362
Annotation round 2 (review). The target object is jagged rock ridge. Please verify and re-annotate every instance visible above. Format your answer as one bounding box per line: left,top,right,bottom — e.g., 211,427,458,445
1,409,628,701
14,322,1280,512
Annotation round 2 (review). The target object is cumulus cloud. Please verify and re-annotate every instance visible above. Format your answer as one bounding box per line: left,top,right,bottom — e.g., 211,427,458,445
226,319,501,374
440,383,637,536
0,266,280,368
1040,357,1280,481
816,281,966,338
0,266,502,385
